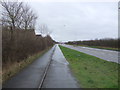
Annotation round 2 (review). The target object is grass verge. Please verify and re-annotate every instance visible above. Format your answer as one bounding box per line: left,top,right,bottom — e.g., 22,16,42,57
2,47,52,84
59,45,119,88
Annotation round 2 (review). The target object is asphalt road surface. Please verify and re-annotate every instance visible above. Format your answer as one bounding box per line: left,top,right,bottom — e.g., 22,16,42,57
62,44,119,63
3,44,79,88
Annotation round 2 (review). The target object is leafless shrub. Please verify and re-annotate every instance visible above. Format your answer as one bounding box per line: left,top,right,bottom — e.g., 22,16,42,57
2,29,54,65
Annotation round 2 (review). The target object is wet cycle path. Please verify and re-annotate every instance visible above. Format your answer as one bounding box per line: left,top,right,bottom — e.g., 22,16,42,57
42,44,79,88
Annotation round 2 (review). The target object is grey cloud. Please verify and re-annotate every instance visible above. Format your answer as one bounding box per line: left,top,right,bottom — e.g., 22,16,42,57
30,2,118,42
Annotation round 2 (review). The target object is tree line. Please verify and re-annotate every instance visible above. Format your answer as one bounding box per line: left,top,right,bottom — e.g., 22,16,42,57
1,1,54,66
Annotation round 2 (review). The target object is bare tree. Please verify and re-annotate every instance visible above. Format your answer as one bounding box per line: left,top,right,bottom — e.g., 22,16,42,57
1,1,37,30
1,1,23,30
38,24,52,37
21,4,37,30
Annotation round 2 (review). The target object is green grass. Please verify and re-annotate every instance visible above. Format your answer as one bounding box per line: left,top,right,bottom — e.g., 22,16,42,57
59,45,119,88
2,47,52,84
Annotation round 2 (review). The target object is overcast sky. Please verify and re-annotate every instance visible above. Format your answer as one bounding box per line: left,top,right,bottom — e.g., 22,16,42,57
29,2,118,42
